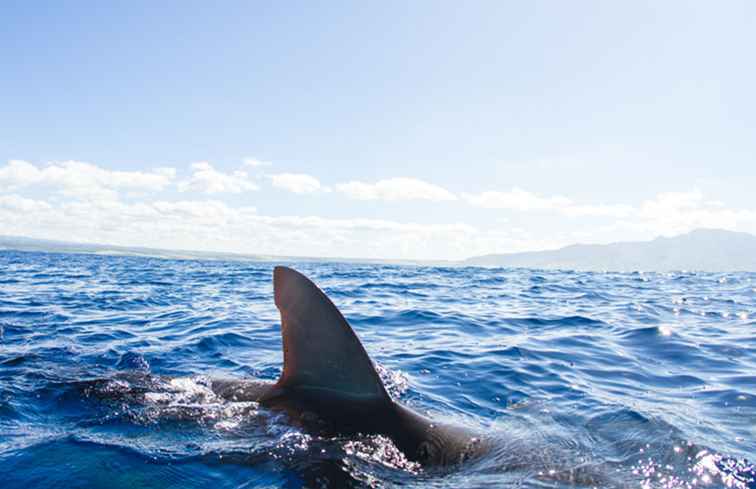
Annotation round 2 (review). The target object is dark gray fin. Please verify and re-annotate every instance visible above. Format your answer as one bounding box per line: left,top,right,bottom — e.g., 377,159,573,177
270,266,390,403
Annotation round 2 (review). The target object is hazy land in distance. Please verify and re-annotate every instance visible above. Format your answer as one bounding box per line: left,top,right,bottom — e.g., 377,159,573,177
2,229,755,272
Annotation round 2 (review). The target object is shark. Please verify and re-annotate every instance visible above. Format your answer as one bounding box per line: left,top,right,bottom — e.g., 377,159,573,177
77,266,632,486
208,266,486,466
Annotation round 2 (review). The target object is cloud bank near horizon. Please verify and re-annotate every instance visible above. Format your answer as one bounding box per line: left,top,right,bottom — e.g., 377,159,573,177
2,159,756,260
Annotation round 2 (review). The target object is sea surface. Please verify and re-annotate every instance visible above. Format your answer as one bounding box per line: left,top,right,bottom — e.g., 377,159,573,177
0,250,754,488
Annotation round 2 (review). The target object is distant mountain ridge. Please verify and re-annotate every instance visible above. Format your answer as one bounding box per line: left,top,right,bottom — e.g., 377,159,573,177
463,229,756,272
2,229,756,272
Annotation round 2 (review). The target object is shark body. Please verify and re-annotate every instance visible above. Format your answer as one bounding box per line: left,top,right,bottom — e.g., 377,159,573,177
207,266,485,465
77,266,629,486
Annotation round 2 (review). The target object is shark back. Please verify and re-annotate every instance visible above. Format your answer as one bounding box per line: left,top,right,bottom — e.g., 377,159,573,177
260,266,483,465
269,266,390,405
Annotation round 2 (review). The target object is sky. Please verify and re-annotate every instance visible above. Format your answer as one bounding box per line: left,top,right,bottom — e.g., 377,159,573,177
1,1,755,260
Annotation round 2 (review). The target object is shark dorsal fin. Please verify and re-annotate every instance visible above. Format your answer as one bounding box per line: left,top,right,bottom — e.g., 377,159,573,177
272,266,390,403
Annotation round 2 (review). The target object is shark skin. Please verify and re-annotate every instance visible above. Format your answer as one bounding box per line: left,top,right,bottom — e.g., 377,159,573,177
208,266,486,466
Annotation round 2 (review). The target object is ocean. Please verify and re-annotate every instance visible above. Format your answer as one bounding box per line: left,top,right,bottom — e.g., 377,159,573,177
0,250,754,488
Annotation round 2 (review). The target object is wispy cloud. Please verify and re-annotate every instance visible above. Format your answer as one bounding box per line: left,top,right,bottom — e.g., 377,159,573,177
336,177,457,202
560,204,635,218
177,161,258,194
269,173,325,194
243,157,272,168
464,186,756,239
465,188,634,218
465,188,571,211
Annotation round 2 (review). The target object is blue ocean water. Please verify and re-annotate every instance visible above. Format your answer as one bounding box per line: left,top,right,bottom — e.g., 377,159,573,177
0,250,754,488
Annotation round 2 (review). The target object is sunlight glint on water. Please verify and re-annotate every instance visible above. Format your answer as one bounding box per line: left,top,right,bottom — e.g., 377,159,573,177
0,250,754,488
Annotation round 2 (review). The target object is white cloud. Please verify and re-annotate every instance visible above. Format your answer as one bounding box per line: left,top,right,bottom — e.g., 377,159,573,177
177,161,258,194
0,160,44,187
0,194,53,212
269,173,324,194
4,157,756,260
0,192,500,260
0,160,176,200
243,157,272,168
336,177,457,202
637,190,756,235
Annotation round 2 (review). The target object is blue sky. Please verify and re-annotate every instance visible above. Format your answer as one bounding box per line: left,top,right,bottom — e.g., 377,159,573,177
1,1,755,259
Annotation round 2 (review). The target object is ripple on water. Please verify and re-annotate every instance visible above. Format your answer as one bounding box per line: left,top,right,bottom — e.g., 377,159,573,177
0,250,755,488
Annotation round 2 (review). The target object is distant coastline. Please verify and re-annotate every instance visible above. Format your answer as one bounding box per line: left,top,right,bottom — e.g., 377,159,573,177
2,228,756,272
0,235,445,267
